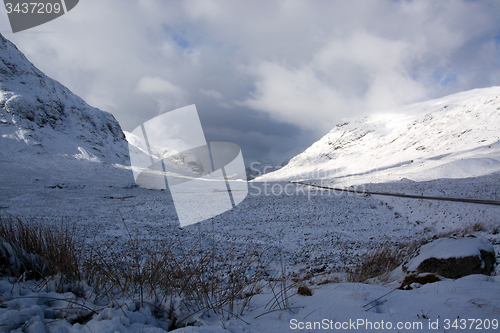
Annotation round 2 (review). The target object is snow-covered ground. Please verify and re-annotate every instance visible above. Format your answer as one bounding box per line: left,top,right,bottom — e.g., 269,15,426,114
2,270,500,333
1,175,500,332
2,178,499,274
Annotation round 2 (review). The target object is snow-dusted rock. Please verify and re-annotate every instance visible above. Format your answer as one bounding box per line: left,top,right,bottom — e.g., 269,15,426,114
403,237,496,279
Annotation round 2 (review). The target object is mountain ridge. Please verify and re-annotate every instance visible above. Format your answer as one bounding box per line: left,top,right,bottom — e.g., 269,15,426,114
255,86,500,186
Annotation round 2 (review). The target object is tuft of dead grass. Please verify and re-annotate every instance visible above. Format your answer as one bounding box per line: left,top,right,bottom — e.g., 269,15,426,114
297,285,312,296
0,217,81,284
347,242,417,283
434,221,489,239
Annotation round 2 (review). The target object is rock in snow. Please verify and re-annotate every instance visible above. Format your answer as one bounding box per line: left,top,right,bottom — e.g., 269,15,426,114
0,34,132,185
403,237,496,279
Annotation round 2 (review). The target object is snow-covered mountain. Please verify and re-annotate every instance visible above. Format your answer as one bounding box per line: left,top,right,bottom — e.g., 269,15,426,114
256,87,500,185
0,34,131,185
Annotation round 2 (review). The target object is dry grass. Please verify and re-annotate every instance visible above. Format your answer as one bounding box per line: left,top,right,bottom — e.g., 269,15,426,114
434,221,493,240
347,221,497,283
0,217,81,284
297,285,312,296
83,230,274,328
347,242,417,283
0,216,279,329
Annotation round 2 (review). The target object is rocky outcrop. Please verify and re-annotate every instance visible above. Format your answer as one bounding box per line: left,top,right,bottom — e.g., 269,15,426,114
403,237,496,279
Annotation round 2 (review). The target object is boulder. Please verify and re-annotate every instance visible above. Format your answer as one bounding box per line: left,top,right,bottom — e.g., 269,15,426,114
403,237,496,279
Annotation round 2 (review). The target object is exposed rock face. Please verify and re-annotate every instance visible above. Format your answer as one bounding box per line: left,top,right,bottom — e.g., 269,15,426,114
403,237,496,279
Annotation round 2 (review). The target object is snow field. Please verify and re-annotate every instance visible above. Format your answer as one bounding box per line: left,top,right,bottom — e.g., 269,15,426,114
1,176,500,332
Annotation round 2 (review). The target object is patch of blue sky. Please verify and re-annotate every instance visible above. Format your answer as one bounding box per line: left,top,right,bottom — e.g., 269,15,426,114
173,35,189,49
432,70,458,87
162,24,190,49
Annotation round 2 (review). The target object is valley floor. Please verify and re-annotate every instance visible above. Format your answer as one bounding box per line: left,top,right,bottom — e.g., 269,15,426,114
1,175,499,274
1,172,499,332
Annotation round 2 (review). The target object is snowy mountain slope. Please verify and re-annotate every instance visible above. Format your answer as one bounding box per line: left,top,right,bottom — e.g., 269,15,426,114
256,87,500,185
0,34,131,185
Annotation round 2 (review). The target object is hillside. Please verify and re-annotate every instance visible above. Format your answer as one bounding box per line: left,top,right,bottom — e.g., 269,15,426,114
0,34,131,185
256,87,500,186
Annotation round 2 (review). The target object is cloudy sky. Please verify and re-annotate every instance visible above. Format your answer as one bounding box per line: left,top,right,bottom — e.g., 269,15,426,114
2,0,500,165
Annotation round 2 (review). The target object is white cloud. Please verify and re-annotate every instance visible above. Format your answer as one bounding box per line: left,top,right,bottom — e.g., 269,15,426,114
242,31,429,131
199,89,223,99
136,77,183,96
242,62,348,132
135,77,186,113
